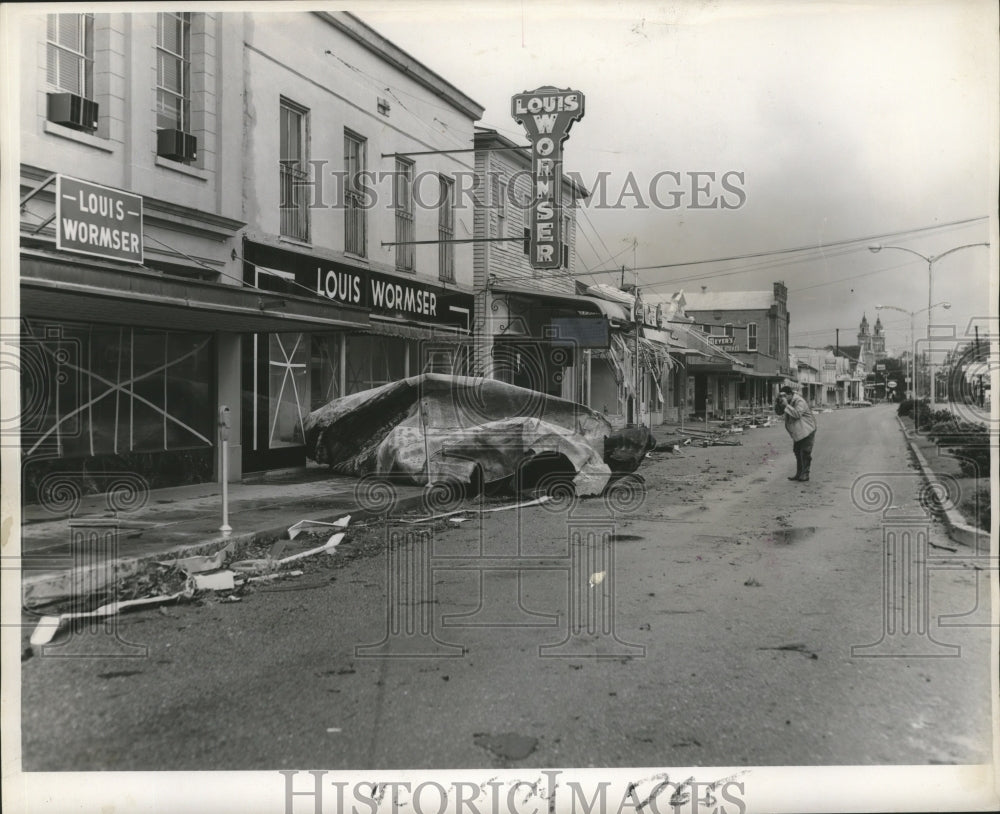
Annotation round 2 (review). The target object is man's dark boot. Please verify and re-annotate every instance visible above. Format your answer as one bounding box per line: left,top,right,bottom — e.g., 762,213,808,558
789,450,802,480
799,449,812,482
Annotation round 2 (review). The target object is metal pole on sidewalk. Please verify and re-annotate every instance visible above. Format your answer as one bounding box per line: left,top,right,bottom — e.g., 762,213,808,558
219,405,232,535
634,266,640,428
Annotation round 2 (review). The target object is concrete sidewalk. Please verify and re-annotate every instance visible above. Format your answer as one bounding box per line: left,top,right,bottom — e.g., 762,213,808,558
894,414,991,549
16,420,782,603
18,468,426,604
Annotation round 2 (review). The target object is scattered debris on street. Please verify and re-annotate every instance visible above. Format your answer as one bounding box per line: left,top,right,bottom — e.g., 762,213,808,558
29,589,192,648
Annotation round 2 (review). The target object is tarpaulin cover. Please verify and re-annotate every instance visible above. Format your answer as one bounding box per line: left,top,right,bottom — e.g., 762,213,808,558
303,374,615,495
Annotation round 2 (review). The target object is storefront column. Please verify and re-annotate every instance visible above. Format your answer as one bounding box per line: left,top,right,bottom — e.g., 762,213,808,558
472,289,495,377
217,333,242,482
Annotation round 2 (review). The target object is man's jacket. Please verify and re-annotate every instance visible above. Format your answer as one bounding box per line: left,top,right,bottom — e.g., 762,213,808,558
781,393,816,441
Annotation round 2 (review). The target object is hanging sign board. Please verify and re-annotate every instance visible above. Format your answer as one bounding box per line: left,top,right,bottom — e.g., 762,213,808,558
56,175,144,264
511,87,585,270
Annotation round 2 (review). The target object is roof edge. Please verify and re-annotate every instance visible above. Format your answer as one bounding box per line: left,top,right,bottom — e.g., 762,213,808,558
315,11,485,121
475,127,591,199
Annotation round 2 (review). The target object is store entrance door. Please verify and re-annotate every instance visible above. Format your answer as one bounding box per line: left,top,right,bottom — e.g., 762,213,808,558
241,332,343,474
694,374,707,418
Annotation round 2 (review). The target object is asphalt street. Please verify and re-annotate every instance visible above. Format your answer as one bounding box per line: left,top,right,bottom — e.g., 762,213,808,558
19,405,994,770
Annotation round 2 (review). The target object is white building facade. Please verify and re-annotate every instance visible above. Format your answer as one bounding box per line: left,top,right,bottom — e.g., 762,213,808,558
16,10,483,496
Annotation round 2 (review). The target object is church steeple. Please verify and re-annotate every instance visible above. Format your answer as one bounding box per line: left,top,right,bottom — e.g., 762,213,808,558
859,312,869,334
874,315,883,335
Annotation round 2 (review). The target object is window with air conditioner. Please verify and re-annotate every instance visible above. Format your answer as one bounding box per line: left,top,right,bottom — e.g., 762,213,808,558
46,13,99,132
156,12,197,162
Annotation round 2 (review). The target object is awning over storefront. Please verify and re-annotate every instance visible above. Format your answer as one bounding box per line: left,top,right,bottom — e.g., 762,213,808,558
581,296,631,323
642,324,687,352
20,249,370,334
739,368,783,379
491,283,630,322
351,317,469,341
673,324,752,375
677,324,747,365
489,284,622,348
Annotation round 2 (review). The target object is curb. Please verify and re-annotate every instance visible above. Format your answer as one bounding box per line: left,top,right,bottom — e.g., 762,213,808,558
20,492,429,606
895,415,990,549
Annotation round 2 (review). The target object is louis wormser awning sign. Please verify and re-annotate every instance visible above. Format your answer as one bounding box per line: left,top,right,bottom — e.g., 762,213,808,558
56,175,144,264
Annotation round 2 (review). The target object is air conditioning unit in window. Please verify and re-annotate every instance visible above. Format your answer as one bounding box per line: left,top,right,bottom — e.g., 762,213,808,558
157,129,198,162
47,92,99,132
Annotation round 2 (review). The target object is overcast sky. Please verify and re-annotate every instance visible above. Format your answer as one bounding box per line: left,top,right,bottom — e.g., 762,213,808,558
360,0,997,354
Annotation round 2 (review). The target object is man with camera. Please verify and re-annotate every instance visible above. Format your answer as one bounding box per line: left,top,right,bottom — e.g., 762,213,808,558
774,384,817,482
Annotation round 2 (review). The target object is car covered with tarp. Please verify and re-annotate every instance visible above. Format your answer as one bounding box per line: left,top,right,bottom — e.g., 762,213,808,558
303,374,653,496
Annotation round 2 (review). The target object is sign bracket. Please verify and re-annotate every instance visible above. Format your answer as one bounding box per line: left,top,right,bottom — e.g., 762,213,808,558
20,173,58,209
31,213,57,235
380,237,523,247
381,145,530,159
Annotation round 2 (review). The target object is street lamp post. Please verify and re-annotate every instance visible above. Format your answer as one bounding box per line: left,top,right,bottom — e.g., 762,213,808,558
869,242,988,406
876,301,950,401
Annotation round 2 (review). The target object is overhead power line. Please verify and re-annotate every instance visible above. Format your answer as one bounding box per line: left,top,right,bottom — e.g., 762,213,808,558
559,215,988,284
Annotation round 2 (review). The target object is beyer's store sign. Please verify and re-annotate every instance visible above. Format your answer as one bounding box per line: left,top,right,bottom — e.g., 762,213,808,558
244,241,473,331
56,175,143,264
512,87,585,270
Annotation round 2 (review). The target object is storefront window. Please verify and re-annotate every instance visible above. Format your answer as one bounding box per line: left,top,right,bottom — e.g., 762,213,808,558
268,333,309,448
21,320,213,458
310,334,342,411
344,335,408,394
